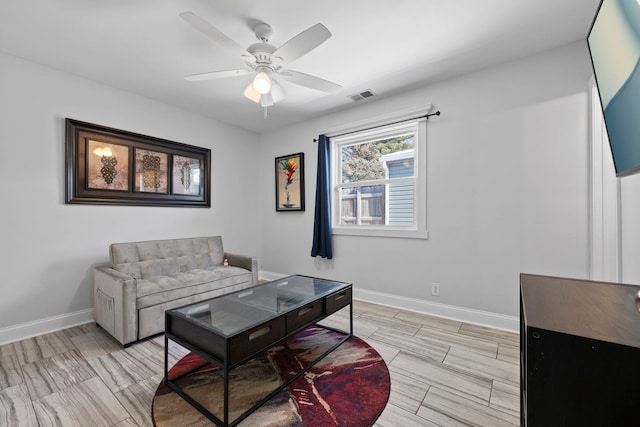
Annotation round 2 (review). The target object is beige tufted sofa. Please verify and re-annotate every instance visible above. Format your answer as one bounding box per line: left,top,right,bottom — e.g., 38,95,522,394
93,236,258,346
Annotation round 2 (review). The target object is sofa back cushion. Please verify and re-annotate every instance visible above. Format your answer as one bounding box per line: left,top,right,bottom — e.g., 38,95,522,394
110,236,225,279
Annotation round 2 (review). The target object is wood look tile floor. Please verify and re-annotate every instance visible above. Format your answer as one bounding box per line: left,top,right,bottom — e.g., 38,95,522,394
0,301,520,426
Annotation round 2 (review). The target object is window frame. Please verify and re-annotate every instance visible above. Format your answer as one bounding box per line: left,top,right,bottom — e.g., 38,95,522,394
329,118,428,239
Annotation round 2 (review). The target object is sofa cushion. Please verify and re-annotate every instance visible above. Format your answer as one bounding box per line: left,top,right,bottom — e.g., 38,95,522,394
175,237,224,266
114,262,141,278
176,255,196,272
139,260,162,278
110,237,225,279
136,265,251,309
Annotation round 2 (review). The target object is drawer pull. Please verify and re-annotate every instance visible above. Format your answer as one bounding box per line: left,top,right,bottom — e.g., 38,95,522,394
249,326,271,341
334,292,346,301
298,306,313,317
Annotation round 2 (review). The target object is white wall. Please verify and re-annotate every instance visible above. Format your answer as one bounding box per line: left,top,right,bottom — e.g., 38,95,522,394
621,174,640,283
0,39,595,337
0,52,262,332
258,41,593,328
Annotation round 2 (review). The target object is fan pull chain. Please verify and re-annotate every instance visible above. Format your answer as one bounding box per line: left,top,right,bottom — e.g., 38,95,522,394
264,106,268,119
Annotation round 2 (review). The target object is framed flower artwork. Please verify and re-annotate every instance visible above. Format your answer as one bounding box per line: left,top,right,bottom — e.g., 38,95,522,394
275,152,304,212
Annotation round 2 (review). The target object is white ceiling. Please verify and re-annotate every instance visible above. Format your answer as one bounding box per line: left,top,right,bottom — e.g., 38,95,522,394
0,0,601,134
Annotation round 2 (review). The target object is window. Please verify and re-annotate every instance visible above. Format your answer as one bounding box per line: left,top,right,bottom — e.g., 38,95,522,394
330,118,428,239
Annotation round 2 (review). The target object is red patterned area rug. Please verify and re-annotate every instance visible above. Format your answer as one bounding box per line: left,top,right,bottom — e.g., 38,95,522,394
152,326,390,426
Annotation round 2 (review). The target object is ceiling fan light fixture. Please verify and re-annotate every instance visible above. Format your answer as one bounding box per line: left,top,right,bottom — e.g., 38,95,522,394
243,83,261,103
253,71,271,94
270,80,286,103
260,92,274,107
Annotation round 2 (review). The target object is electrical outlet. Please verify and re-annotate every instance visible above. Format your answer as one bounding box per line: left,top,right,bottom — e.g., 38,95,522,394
431,283,440,297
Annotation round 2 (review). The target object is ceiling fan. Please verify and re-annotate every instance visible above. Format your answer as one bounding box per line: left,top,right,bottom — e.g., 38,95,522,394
180,12,342,110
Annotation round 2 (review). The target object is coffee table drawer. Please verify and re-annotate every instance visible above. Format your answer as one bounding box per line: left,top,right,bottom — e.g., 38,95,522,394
325,287,352,315
229,316,286,364
286,302,323,333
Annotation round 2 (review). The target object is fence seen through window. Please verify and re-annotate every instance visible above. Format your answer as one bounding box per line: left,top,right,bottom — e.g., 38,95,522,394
338,132,415,226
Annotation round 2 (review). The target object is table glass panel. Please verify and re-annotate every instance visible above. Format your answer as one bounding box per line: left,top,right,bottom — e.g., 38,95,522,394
170,275,348,337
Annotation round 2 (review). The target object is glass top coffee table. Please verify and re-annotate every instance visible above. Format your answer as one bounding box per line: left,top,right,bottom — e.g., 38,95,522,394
164,274,353,426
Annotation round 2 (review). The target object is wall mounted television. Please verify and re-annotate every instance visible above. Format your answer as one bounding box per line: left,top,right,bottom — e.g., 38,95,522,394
588,0,640,177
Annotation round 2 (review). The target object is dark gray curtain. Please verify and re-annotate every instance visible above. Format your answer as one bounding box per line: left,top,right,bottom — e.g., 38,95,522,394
311,134,333,259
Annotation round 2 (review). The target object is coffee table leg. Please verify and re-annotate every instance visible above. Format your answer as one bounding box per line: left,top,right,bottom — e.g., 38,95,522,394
224,353,229,426
164,334,168,383
350,301,354,336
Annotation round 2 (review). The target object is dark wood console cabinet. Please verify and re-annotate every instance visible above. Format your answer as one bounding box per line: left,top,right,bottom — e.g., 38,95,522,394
520,274,640,426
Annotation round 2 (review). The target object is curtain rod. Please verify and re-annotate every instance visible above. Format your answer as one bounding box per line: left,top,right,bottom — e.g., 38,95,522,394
313,110,440,142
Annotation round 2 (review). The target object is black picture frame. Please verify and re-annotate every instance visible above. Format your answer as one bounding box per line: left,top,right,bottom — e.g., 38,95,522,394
275,152,305,212
65,118,211,207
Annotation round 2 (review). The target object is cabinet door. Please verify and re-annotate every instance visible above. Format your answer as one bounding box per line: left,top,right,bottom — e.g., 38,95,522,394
525,327,640,426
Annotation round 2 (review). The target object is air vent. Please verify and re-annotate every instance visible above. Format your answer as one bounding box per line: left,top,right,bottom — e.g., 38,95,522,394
348,89,375,102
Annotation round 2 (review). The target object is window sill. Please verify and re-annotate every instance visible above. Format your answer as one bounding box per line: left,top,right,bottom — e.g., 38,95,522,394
332,226,429,240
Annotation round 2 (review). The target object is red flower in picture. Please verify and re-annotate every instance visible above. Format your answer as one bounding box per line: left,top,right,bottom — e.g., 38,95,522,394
280,158,297,189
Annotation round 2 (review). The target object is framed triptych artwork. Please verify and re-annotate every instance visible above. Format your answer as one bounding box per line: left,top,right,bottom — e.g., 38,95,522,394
65,119,210,207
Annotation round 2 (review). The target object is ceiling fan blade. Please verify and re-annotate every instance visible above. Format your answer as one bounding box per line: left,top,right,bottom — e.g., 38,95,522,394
272,23,331,64
278,70,341,92
185,69,253,82
243,82,261,103
180,12,253,60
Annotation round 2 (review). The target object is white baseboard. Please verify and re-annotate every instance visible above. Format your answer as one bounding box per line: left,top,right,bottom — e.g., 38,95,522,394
259,271,519,332
0,308,94,346
354,288,519,332
0,276,518,345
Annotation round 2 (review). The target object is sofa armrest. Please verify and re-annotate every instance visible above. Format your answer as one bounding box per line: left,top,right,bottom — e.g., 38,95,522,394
93,266,138,346
225,252,258,285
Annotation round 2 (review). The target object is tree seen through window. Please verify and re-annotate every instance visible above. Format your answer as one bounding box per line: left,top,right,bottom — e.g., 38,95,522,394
340,134,414,183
